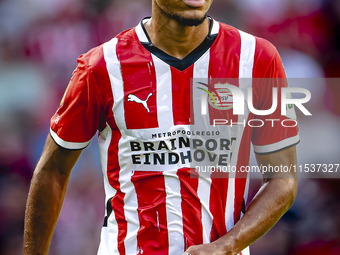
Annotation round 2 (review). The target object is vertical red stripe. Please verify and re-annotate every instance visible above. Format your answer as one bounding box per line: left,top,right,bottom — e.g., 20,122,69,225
111,192,127,255
117,30,158,129
131,171,169,255
208,24,241,126
177,168,203,249
234,172,248,224
171,66,194,125
208,24,241,79
209,173,229,241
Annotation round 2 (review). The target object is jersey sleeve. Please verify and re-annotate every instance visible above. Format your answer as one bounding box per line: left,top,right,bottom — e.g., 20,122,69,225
251,38,300,154
50,54,102,150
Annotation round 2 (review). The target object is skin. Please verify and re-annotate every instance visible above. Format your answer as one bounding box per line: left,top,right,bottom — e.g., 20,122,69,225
24,135,81,255
146,0,214,59
24,1,298,254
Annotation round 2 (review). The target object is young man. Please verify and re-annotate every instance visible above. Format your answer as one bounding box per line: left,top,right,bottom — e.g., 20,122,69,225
24,0,299,254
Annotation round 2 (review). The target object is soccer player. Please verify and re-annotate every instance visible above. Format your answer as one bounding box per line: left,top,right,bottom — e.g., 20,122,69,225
24,0,299,255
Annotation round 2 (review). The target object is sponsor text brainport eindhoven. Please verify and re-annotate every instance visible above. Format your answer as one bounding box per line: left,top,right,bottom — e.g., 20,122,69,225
130,130,236,166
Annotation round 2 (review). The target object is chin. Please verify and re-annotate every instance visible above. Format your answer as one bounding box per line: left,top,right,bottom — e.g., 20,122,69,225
171,12,208,26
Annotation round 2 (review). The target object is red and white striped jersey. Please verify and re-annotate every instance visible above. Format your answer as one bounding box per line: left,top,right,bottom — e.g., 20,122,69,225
50,18,299,255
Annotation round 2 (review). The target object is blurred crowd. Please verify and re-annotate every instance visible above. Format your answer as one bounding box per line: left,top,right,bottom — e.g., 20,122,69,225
0,0,339,254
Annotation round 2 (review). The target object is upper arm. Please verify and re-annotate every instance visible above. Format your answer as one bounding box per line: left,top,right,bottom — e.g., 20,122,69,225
256,145,298,181
24,135,82,255
36,134,82,179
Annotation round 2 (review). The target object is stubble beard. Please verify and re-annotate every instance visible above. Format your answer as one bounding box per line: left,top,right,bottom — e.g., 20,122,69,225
167,12,208,27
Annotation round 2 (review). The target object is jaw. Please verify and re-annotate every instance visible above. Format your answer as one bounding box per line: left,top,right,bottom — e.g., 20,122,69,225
153,0,213,26
148,0,213,59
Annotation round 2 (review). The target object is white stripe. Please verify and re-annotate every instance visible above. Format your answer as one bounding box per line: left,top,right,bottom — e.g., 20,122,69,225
238,30,256,78
152,54,174,128
50,128,90,149
211,19,220,35
98,126,117,204
164,170,185,255
243,173,250,209
98,126,119,255
240,246,250,255
103,38,140,255
135,19,149,43
225,177,235,232
193,51,213,244
225,115,249,230
238,30,255,148
97,228,112,255
198,177,213,244
253,134,300,154
192,49,210,131
193,49,210,77
103,38,126,124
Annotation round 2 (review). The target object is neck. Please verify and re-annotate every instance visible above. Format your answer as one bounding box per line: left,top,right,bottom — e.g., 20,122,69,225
145,4,210,59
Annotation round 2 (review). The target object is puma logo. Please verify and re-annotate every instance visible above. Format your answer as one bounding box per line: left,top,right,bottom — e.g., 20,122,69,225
127,93,153,113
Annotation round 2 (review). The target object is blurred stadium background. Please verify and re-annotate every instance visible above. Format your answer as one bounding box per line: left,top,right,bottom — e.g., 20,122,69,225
0,0,340,254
